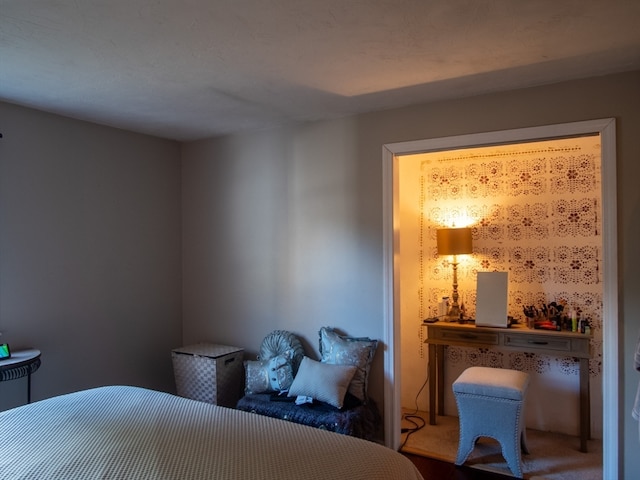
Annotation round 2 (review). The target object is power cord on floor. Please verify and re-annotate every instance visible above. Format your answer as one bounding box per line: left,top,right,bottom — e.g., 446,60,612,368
399,362,429,451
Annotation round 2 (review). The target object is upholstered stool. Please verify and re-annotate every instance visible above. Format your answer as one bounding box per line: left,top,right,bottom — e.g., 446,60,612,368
452,366,530,478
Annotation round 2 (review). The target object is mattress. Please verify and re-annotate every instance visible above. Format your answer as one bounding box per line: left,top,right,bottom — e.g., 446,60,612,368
0,385,423,480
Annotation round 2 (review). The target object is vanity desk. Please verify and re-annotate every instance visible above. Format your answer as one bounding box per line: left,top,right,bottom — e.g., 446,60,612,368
423,321,592,452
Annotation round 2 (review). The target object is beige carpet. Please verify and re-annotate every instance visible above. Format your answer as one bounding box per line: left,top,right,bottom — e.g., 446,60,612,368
400,411,602,480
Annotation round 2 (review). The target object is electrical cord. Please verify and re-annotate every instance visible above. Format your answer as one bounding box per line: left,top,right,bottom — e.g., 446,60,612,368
399,362,429,450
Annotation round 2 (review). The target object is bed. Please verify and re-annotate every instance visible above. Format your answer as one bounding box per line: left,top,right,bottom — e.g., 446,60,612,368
0,385,423,480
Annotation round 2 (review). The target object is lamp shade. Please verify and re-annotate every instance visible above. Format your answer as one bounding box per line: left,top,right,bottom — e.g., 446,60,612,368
437,227,473,256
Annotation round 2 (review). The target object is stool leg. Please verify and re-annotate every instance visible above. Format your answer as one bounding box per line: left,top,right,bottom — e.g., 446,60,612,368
454,434,475,467
521,428,529,455
499,424,526,478
502,439,524,479
454,415,476,466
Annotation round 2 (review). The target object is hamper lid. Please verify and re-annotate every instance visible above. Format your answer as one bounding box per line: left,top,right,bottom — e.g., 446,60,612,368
172,343,243,358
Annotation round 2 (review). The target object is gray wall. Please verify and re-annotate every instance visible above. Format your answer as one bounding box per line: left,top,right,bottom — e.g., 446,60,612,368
181,71,640,478
0,102,182,409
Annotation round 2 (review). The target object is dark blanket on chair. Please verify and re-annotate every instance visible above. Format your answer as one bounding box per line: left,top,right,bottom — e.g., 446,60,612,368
236,393,381,441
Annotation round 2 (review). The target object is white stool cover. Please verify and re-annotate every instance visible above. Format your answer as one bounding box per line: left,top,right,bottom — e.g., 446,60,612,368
453,366,530,478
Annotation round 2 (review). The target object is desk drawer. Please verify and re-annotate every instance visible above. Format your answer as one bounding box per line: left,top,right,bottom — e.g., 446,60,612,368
436,328,499,346
504,333,572,352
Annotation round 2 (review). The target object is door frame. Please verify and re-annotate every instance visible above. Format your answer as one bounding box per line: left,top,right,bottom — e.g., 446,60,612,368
382,118,617,478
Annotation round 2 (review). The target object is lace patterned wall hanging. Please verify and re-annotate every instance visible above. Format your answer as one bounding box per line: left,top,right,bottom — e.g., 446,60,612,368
415,135,603,379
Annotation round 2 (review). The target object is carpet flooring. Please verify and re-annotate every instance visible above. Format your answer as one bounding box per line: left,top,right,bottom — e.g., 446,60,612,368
400,411,602,480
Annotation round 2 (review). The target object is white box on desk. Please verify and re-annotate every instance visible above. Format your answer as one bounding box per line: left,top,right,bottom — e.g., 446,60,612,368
475,271,509,328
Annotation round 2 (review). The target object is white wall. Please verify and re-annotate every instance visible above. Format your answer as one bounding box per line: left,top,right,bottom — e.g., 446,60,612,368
181,71,640,478
0,102,183,410
181,119,388,400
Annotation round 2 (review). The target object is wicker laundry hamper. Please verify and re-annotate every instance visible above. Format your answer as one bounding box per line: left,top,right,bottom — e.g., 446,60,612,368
172,343,244,407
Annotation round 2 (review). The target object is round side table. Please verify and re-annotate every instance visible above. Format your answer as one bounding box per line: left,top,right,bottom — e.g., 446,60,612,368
0,348,41,404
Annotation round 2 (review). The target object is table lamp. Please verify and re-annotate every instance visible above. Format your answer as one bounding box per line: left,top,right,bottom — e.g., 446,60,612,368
437,227,473,320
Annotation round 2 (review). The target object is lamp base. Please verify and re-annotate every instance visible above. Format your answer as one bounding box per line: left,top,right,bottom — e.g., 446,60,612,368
446,304,464,322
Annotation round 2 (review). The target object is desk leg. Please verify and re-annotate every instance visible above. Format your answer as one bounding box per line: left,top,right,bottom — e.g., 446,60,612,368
579,357,590,453
428,344,436,425
437,345,445,417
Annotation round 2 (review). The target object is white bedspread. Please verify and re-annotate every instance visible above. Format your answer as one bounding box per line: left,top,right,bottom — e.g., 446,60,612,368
0,385,423,479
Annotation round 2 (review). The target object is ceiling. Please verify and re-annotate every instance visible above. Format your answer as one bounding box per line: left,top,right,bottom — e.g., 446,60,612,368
2,1,639,141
